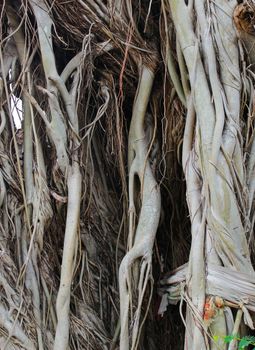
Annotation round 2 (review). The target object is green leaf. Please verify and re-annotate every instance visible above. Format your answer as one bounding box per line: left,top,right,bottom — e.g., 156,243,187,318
244,336,255,343
213,335,219,342
224,335,235,343
238,337,253,349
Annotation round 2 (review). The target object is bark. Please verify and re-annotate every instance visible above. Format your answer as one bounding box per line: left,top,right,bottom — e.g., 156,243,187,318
0,1,255,350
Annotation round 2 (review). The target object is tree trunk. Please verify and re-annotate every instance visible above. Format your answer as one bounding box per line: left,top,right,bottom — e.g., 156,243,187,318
0,1,255,349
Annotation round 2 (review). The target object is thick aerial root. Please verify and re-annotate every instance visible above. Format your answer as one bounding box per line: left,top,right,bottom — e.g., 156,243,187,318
6,6,46,349
27,2,83,347
119,65,161,350
185,150,206,350
28,0,68,173
54,162,82,349
167,0,255,348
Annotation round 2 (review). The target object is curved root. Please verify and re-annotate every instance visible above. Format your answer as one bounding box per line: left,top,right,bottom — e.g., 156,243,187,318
119,65,161,350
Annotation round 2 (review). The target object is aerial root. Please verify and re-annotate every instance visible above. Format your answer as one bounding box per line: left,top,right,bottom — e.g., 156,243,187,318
119,65,161,350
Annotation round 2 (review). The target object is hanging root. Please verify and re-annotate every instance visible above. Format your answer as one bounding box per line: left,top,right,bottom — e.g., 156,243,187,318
164,0,255,348
28,0,68,174
1,1,167,349
29,1,83,348
54,161,81,350
119,65,161,350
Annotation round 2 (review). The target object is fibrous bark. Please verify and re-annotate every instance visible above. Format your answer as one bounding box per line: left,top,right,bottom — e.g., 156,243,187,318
1,1,255,350
160,1,255,349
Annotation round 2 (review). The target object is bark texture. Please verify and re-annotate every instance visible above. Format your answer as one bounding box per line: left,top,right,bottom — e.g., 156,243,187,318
0,1,255,350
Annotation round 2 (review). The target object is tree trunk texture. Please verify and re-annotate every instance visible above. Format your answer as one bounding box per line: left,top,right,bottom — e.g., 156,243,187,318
0,1,255,349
